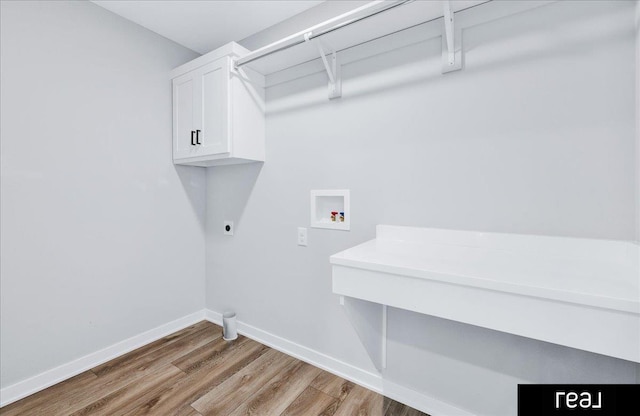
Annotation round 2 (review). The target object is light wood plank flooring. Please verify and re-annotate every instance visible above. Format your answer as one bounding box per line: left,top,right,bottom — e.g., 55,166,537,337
1,321,428,416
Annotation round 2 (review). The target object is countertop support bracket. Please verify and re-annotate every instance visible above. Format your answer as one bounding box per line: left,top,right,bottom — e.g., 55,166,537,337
339,295,387,371
381,304,388,369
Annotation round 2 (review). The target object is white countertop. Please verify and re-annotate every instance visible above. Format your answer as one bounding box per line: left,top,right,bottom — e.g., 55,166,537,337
331,225,640,362
331,227,639,313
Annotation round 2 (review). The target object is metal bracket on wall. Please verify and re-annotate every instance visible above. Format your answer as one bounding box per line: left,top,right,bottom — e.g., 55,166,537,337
442,0,463,73
305,32,342,99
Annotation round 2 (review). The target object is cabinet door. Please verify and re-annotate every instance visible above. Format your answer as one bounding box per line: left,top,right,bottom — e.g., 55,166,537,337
197,58,230,155
173,73,197,160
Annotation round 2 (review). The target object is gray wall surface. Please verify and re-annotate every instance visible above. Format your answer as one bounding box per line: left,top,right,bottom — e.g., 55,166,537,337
1,1,637,414
208,2,639,415
0,0,204,389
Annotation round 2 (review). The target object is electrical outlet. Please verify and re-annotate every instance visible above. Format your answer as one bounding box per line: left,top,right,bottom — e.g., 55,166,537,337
224,221,234,236
297,227,307,246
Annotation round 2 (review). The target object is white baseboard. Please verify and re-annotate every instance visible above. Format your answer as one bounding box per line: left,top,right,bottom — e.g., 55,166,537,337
2,308,473,415
382,380,474,416
204,308,223,326
205,309,381,392
204,309,474,416
0,310,205,408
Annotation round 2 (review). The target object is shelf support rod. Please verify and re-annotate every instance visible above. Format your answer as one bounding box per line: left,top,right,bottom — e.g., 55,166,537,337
234,0,409,69
305,32,342,99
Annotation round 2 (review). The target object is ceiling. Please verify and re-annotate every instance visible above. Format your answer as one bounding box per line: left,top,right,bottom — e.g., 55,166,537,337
92,0,324,54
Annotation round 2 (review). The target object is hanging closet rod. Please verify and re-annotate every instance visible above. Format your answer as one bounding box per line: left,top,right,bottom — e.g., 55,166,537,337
235,0,414,68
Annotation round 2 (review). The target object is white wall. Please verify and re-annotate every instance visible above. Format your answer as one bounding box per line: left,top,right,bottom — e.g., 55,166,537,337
207,2,639,416
0,1,204,390
636,0,640,242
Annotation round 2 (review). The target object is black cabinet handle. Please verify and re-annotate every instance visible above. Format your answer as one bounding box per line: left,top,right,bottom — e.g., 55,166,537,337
190,130,195,146
196,130,201,145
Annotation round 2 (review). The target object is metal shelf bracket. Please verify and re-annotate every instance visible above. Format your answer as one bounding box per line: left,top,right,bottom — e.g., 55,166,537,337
305,32,342,99
442,1,463,73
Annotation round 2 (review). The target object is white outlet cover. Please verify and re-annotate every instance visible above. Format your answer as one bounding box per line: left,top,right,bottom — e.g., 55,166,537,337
224,221,234,235
297,227,308,246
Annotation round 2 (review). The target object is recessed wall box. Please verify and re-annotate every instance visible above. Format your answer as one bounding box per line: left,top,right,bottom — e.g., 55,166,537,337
310,190,350,231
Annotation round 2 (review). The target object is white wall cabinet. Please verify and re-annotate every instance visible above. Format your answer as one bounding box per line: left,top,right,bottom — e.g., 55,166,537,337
171,42,265,167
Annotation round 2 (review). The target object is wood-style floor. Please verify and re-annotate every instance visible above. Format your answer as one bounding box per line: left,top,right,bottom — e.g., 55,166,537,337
1,321,428,416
